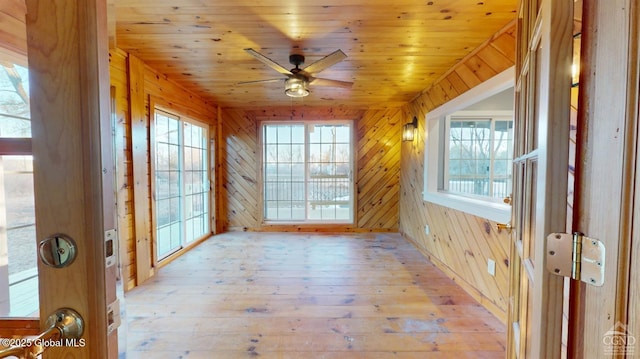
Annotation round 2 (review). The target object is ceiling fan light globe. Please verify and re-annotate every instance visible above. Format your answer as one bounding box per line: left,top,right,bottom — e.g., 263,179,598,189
285,77,309,97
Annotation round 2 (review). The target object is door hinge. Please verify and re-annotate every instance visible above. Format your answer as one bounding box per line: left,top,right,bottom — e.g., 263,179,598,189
546,232,605,286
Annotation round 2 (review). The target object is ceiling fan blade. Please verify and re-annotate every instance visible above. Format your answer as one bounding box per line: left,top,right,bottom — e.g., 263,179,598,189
309,77,353,89
244,48,293,75
237,78,284,85
302,49,347,75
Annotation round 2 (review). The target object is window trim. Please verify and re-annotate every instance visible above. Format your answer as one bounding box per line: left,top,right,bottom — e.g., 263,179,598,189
423,67,514,223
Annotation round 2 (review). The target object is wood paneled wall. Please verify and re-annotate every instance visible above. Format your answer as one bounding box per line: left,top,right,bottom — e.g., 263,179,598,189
109,49,216,290
109,49,136,290
218,108,259,231
8,0,512,320
0,0,27,65
219,106,402,232
112,19,512,312
356,108,403,229
399,21,516,321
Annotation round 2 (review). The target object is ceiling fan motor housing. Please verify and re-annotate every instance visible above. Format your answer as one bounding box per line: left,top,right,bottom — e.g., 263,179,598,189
289,54,305,68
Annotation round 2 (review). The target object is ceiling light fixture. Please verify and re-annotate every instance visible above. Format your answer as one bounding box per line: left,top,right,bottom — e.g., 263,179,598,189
285,77,309,97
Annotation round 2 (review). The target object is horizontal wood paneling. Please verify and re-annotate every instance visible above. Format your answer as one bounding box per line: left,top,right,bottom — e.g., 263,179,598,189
399,22,516,321
220,106,400,232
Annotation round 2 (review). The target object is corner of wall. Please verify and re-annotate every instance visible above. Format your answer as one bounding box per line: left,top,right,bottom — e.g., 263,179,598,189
398,22,516,320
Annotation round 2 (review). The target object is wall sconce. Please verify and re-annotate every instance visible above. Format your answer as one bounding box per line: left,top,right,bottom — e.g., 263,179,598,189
402,116,418,142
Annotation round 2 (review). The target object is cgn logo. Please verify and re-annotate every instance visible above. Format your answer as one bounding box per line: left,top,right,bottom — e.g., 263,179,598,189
603,322,636,356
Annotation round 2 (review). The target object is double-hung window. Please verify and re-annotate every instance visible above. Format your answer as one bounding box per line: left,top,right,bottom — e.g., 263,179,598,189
153,108,209,260
262,121,354,223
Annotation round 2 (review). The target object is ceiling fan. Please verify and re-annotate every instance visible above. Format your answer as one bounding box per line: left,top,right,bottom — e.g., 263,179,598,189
240,48,353,98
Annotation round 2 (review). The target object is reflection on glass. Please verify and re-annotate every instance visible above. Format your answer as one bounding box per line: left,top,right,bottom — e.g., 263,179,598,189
0,63,31,138
2,156,38,317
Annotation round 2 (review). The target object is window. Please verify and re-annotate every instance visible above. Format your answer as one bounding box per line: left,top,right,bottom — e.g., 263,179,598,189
445,112,513,199
0,62,39,317
262,122,354,223
424,68,514,223
153,109,209,260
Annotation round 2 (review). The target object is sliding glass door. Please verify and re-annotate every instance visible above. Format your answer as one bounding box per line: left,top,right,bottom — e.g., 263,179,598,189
262,121,354,223
153,109,209,260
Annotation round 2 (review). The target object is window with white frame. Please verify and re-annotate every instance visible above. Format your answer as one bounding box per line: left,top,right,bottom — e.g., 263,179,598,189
424,68,514,223
445,112,513,199
153,109,209,260
262,121,354,223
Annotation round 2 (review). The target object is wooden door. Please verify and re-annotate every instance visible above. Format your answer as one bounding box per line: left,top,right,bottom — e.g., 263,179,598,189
22,0,116,358
569,1,639,357
507,1,573,358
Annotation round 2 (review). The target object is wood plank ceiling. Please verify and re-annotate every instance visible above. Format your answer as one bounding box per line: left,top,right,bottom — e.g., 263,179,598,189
115,0,517,109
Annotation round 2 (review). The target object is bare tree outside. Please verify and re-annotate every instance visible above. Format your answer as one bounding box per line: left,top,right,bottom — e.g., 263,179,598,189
0,63,30,137
263,123,352,221
447,117,513,199
0,62,39,316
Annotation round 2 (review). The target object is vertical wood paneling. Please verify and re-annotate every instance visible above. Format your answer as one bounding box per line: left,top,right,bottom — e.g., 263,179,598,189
625,0,640,352
109,51,216,289
573,1,638,356
128,54,153,285
107,0,116,49
109,49,137,291
399,21,516,321
220,106,400,232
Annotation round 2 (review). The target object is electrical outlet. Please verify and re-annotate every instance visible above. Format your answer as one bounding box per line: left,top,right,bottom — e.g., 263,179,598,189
487,259,496,276
424,224,430,235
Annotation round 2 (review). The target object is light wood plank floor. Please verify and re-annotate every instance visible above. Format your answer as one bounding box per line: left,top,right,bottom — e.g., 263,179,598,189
124,232,505,358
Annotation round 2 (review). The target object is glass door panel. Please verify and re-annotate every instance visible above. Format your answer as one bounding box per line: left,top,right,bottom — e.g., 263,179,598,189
154,111,182,259
0,155,37,317
263,122,354,223
307,124,352,221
